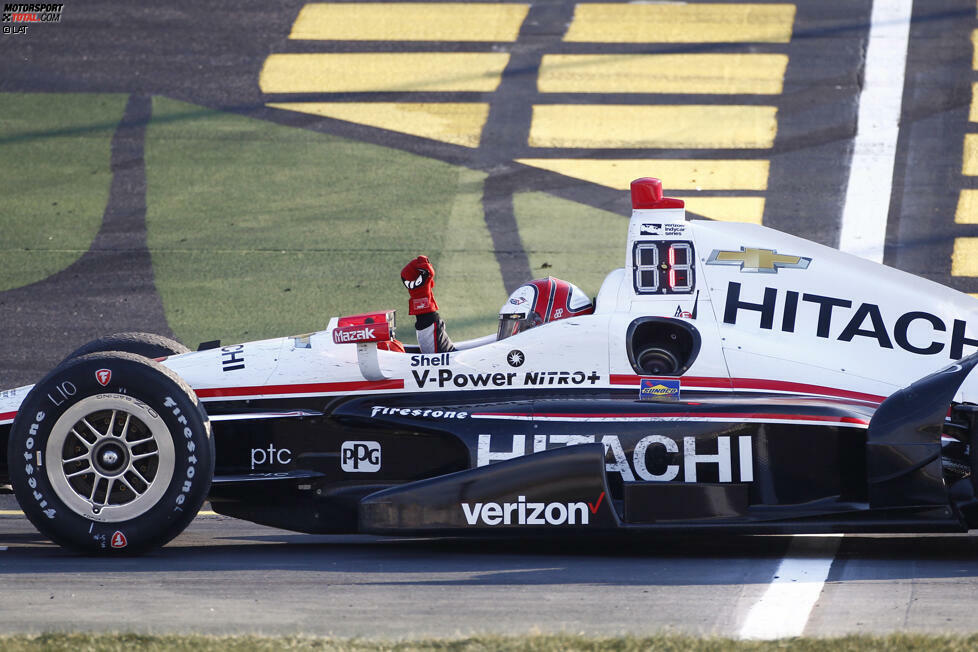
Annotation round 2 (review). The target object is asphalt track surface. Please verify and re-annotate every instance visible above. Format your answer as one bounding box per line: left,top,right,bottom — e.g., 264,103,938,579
4,0,978,640
4,492,978,638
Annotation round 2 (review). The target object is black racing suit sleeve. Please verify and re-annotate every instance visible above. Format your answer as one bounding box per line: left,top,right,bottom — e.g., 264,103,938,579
415,312,456,353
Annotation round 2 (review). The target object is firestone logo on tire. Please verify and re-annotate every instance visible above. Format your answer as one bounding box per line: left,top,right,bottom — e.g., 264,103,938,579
110,530,127,548
95,369,112,387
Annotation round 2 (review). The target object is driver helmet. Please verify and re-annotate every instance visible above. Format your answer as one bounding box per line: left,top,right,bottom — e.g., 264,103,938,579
497,277,594,341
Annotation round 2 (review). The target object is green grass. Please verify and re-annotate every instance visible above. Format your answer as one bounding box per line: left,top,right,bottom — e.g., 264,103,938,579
0,94,633,348
513,191,627,301
4,633,978,651
144,97,504,347
0,94,127,291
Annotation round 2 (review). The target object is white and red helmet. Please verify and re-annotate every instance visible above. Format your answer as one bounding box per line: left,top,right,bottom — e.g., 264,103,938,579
497,277,594,340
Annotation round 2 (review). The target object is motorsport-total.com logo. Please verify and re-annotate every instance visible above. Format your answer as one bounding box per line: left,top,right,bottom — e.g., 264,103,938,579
2,2,62,34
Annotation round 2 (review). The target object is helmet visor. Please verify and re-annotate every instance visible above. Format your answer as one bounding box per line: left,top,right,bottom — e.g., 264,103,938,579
497,312,542,341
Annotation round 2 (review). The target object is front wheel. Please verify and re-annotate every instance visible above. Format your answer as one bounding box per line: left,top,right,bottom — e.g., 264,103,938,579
7,352,213,554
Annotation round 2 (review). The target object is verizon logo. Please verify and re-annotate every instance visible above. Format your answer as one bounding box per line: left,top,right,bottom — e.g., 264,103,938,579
461,493,604,526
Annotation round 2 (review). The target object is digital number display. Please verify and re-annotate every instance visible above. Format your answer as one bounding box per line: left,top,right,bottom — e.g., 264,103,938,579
633,240,696,295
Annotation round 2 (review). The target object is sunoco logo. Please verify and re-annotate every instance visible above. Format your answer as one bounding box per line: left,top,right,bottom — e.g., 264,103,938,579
640,378,680,399
461,494,601,526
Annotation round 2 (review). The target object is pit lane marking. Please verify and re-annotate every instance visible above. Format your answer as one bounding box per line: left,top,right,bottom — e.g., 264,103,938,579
562,3,795,43
288,3,528,42
738,534,842,639
527,105,777,150
260,53,510,93
536,53,788,95
838,0,913,262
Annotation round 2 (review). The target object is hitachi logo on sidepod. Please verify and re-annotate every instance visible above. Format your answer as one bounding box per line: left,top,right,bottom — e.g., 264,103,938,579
461,495,593,526
333,327,375,343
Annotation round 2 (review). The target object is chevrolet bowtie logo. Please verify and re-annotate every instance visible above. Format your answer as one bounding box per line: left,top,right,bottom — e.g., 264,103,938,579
706,247,811,273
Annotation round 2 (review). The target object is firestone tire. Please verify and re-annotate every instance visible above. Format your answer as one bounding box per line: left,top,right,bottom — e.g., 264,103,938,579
61,332,190,364
7,352,213,554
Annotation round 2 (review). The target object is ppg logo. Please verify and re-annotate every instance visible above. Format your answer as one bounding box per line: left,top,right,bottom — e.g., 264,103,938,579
340,440,381,472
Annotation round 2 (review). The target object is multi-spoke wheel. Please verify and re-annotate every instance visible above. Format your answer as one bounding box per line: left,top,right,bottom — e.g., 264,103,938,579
8,351,213,554
47,395,175,522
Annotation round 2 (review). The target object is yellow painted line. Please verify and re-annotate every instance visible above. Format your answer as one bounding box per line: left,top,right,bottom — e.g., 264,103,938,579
528,105,777,149
564,3,796,43
259,53,510,93
952,238,978,276
289,3,529,42
515,159,769,190
971,82,978,121
268,102,489,148
674,197,765,224
538,54,788,94
964,134,978,175
973,29,978,69
956,190,978,223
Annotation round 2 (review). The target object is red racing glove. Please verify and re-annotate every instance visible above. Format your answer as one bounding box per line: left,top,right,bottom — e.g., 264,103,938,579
400,255,439,315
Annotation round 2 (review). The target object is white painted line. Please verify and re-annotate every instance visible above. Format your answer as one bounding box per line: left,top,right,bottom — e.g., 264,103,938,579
738,535,842,640
837,0,914,263
0,546,7,551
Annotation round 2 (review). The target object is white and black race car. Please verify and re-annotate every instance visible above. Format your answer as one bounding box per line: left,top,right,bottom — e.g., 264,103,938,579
3,177,978,553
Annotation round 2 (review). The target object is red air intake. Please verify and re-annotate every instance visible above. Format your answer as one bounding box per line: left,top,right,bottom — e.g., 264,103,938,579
631,177,685,210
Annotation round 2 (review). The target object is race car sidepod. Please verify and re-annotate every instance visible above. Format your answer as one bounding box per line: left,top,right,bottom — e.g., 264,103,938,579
359,443,620,533
868,350,978,510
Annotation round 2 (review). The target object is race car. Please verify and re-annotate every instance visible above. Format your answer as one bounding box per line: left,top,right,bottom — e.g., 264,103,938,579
4,176,978,553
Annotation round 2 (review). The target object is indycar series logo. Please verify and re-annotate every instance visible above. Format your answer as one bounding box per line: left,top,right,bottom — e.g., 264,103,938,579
478,434,753,483
461,492,605,526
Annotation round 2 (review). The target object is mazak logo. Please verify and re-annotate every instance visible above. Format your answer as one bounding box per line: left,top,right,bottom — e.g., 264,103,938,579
110,530,127,549
2,3,63,23
95,369,111,387
461,493,604,526
341,440,381,472
333,326,375,343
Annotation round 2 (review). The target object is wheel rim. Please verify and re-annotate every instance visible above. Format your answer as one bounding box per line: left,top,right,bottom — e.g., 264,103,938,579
45,394,175,522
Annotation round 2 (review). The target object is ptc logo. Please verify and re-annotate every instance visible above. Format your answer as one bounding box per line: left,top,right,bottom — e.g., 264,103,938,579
340,440,381,472
110,531,127,549
95,369,112,387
